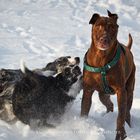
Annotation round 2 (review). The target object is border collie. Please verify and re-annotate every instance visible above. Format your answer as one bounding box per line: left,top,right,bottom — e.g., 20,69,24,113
12,59,82,127
0,56,82,124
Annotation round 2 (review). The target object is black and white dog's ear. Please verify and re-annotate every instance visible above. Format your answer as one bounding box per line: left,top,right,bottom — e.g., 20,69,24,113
107,10,118,23
45,62,53,69
45,62,57,72
89,13,100,24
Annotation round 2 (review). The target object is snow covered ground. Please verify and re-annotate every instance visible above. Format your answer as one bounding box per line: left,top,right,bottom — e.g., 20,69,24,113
0,0,140,140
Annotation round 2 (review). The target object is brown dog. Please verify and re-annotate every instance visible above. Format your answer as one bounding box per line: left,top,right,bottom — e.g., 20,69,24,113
81,10,135,140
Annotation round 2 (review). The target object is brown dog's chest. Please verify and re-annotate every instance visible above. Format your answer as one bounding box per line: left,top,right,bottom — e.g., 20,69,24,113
83,43,135,94
83,67,121,93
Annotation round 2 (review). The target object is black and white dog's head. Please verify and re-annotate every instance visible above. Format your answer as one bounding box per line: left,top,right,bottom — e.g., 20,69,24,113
55,65,82,92
46,56,80,71
34,56,80,76
12,58,82,126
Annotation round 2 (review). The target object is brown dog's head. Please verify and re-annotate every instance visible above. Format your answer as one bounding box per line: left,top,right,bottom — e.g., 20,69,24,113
89,10,119,51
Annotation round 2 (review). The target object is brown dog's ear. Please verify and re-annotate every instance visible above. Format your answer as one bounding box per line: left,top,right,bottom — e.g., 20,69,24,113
107,10,118,22
89,13,100,24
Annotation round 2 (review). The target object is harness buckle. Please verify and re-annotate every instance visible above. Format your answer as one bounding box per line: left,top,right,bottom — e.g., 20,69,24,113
101,68,106,76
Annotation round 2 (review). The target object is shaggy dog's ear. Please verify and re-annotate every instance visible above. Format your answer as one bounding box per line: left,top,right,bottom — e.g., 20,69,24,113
89,13,100,24
45,62,56,71
107,10,118,23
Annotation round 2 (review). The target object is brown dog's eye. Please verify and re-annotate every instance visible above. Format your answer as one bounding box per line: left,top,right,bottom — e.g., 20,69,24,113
94,25,102,30
108,25,117,31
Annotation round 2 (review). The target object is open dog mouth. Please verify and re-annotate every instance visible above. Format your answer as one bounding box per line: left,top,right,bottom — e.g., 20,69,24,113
64,66,81,78
72,66,82,77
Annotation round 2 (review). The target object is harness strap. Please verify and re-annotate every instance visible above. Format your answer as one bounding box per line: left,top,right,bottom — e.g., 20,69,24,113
84,44,123,95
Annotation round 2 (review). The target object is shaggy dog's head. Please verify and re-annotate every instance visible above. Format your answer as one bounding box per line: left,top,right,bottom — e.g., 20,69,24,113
34,56,80,76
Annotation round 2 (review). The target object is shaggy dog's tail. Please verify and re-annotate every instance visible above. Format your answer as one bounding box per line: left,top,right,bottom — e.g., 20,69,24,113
20,59,26,73
20,59,32,75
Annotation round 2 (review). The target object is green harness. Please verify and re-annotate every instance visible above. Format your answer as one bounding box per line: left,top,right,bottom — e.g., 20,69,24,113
84,44,123,95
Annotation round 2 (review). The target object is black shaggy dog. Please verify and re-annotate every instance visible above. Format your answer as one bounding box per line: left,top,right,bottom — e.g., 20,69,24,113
0,56,81,123
12,59,82,127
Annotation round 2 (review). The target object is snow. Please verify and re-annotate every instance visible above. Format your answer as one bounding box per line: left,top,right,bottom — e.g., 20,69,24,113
0,0,140,140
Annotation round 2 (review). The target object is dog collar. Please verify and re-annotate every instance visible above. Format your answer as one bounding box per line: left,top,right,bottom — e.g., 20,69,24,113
84,43,122,95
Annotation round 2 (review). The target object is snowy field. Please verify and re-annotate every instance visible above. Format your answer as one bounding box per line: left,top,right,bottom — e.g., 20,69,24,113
0,0,140,140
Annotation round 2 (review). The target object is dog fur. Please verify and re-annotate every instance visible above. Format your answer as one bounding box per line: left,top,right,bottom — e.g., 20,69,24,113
12,61,82,127
0,56,81,123
81,10,135,140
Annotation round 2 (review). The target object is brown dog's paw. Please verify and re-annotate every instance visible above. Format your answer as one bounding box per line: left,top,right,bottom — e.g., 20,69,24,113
115,133,127,140
115,128,127,140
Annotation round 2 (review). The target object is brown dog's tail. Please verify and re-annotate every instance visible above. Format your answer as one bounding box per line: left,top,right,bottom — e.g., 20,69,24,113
127,33,133,50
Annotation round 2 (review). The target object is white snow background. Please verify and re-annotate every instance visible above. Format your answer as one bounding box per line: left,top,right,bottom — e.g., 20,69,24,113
0,0,140,140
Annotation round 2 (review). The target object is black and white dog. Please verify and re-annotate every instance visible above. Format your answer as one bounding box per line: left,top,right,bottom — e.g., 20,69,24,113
0,56,82,124
12,57,82,127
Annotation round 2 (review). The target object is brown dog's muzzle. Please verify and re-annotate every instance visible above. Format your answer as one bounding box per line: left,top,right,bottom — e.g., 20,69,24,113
99,34,109,44
96,34,110,50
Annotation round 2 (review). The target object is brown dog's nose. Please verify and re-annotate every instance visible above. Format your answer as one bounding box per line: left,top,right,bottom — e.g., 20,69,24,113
100,36,109,44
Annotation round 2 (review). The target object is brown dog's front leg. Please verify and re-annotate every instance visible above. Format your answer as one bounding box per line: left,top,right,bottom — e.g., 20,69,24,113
81,89,94,117
99,93,114,113
115,88,127,140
